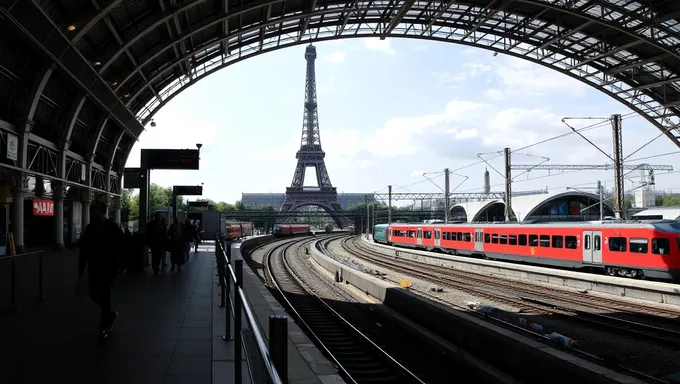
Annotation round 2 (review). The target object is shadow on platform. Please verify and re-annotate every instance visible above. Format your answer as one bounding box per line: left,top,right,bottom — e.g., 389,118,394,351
0,246,215,384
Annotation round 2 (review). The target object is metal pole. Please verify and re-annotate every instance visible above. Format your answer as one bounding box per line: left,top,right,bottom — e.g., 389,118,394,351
139,156,150,236
269,315,289,384
364,195,369,234
234,259,243,384
444,168,450,224
611,114,624,219
171,187,178,219
504,148,512,222
37,252,46,301
598,180,603,221
223,246,232,340
387,185,392,224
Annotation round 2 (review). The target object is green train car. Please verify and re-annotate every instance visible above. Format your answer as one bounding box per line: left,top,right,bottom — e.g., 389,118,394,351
373,224,389,244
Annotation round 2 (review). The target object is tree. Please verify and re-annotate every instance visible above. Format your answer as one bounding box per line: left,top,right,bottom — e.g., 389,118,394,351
124,184,185,222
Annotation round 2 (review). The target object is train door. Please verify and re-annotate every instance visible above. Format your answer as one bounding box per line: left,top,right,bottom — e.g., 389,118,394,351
582,231,603,263
592,231,603,263
417,228,423,245
434,228,441,247
474,229,484,252
582,231,593,263
387,228,392,243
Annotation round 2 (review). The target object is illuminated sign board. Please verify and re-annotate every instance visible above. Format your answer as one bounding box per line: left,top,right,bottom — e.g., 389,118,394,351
33,199,54,216
174,185,203,196
141,149,200,170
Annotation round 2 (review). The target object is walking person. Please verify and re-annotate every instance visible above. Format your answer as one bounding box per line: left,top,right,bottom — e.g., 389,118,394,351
182,219,194,262
168,217,185,272
146,212,167,276
77,201,123,335
160,217,169,269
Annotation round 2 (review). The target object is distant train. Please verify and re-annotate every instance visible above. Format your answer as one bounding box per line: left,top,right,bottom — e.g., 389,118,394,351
225,222,254,240
324,223,333,233
347,225,355,234
273,224,311,237
373,221,680,281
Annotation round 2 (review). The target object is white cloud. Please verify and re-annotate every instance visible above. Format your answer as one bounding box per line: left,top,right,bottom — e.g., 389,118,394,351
432,72,467,86
459,56,587,98
485,88,505,100
363,38,396,55
324,51,346,63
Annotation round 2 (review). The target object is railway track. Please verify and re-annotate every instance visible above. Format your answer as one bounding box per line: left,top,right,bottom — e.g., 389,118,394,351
263,237,425,384
337,236,678,383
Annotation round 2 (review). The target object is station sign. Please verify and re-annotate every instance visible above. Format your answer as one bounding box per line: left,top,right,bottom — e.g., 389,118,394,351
188,201,210,207
123,168,142,189
141,149,200,170
174,185,203,196
33,199,54,216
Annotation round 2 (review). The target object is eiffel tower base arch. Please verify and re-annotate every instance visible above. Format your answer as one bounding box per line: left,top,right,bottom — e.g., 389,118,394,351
280,188,349,228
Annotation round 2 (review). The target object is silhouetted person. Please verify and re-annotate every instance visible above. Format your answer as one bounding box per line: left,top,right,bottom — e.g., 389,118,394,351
78,201,123,334
182,219,194,261
161,217,169,268
146,212,167,275
168,216,185,272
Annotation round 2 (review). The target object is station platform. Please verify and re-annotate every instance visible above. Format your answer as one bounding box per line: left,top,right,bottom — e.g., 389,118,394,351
0,239,341,384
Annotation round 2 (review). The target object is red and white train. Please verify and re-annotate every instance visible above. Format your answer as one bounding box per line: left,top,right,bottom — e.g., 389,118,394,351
373,221,680,281
273,224,311,237
225,222,254,240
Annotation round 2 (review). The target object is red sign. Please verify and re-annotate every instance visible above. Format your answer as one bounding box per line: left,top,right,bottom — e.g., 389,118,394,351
33,199,54,216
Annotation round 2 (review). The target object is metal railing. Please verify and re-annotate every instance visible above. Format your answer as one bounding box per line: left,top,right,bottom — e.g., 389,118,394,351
2,251,46,314
214,232,286,384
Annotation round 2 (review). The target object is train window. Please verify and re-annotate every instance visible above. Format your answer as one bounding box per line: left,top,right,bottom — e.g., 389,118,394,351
584,235,590,250
424,231,432,239
608,236,626,252
408,230,415,238
492,234,499,244
519,235,527,246
484,233,490,243
629,238,648,254
464,233,472,242
652,238,670,255
500,235,508,244
435,230,440,240
529,235,538,246
509,235,517,245
552,235,563,248
565,236,578,249
539,235,550,247
594,235,601,251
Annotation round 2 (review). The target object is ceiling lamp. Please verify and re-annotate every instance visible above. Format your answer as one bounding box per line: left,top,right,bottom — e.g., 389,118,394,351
67,25,76,31
123,92,130,98
110,81,118,86
94,61,101,66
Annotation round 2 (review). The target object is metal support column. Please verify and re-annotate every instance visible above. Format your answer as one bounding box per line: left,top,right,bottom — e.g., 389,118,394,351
387,185,392,224
597,180,604,221
504,148,512,222
444,168,450,223
611,114,624,219
364,195,369,234
139,168,150,235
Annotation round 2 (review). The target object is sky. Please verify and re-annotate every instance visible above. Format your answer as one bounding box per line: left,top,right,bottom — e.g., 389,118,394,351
124,37,680,205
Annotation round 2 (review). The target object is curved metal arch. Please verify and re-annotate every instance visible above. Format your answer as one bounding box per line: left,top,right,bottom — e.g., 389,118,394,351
96,0,680,79
113,4,680,129
128,24,680,146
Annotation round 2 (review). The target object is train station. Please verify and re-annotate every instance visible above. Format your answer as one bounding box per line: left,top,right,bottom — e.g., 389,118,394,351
1,0,680,383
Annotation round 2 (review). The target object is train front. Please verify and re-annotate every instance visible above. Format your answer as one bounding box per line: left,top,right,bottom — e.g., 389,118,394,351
272,224,282,236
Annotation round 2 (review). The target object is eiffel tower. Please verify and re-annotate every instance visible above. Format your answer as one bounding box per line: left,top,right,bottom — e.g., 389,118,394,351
280,44,347,228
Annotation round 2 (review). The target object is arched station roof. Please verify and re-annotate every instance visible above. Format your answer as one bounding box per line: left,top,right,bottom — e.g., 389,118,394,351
452,199,503,222
1,1,680,195
452,190,614,222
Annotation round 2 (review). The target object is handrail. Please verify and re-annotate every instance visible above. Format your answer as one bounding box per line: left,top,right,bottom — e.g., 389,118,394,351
214,232,285,384
0,251,44,260
2,250,47,314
